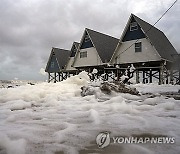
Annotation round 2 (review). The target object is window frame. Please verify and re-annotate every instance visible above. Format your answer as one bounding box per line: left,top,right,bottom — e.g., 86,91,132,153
84,35,90,42
80,51,87,58
135,42,142,52
51,61,55,68
130,22,138,31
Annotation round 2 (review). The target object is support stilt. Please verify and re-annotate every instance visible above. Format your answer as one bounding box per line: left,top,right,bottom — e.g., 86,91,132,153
143,70,145,84
48,73,50,83
179,70,180,85
136,69,139,83
170,70,173,84
159,64,164,85
58,72,61,82
149,69,152,83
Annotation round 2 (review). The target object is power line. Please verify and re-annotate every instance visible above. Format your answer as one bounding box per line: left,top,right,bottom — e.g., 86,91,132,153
115,0,178,59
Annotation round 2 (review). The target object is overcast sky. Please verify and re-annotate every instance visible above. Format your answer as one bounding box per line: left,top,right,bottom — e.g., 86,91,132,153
0,0,179,81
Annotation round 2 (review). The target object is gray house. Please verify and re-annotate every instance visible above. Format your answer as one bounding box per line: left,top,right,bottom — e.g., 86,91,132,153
72,28,119,73
45,47,70,82
110,14,179,84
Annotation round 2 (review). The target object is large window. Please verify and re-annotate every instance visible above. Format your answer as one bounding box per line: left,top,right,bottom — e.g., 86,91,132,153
135,42,142,52
80,51,87,58
130,22,138,31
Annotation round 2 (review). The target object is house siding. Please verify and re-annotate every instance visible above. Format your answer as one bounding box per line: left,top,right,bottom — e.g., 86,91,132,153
47,55,60,73
113,38,161,64
73,47,102,67
66,57,76,71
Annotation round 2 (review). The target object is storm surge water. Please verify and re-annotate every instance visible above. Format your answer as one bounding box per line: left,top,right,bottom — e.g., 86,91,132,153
0,72,180,154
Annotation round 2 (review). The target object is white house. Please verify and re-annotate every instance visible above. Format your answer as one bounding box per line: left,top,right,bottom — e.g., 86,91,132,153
110,14,177,67
73,28,119,70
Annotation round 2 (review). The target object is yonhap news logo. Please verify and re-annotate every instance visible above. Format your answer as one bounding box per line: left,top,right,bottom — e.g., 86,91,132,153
96,132,111,148
96,131,175,149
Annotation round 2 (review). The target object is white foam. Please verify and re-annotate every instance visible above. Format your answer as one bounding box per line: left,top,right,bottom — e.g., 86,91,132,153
8,100,32,110
39,68,46,76
0,133,26,154
0,76,180,154
157,102,175,110
89,109,100,124
122,144,153,154
143,97,159,105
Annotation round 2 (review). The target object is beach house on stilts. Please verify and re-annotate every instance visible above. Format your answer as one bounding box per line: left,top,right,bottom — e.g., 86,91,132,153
72,28,119,80
45,48,70,82
110,14,179,84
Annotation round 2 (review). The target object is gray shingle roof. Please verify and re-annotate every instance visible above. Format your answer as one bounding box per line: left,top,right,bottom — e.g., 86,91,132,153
86,28,119,63
132,14,177,62
45,48,70,72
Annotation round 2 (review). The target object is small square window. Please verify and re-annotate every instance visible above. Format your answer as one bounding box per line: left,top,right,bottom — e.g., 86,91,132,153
51,62,55,68
130,22,138,31
135,42,142,52
80,51,87,58
84,35,90,42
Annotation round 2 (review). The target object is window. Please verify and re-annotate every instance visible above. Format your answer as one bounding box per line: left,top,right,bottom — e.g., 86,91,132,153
135,42,142,52
51,62,55,68
130,22,138,31
80,51,87,58
84,35,90,42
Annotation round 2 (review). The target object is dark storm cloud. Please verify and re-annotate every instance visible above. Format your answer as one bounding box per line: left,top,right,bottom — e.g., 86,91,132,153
0,0,179,80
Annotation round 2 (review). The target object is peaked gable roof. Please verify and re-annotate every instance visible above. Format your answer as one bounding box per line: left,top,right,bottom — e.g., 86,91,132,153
111,14,178,63
132,14,177,62
45,48,70,72
86,28,119,63
70,42,80,57
64,42,80,71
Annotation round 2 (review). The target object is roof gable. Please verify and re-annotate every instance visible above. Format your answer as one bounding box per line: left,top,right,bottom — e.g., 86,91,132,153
64,42,79,71
122,16,146,42
46,53,60,73
132,14,178,62
74,42,80,49
111,14,178,62
86,28,119,63
45,48,70,72
80,31,94,49
70,42,80,57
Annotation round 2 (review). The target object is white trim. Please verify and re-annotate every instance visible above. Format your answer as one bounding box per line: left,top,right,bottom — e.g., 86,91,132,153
110,13,134,63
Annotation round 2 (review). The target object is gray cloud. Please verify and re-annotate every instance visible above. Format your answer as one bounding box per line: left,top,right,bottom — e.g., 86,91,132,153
0,0,179,80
